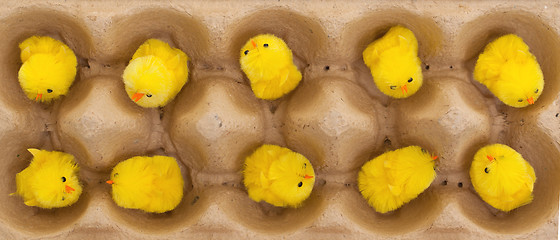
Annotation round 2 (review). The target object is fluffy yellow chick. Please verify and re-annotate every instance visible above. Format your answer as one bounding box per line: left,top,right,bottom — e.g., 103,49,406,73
362,25,423,98
240,34,302,100
107,156,184,213
122,39,189,108
470,144,536,212
358,146,437,213
18,36,78,103
474,34,544,108
12,149,82,209
243,144,315,208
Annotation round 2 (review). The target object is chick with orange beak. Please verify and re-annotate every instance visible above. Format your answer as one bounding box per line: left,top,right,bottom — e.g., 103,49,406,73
107,155,184,213
123,39,189,108
243,144,315,208
474,34,544,108
18,36,78,103
358,146,437,213
363,25,424,98
12,149,82,209
240,34,303,100
470,144,536,211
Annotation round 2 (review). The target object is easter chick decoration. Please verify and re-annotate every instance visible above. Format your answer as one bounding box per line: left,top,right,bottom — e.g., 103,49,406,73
240,34,302,100
12,149,82,209
122,39,189,108
474,34,544,108
470,144,536,212
362,25,423,98
358,146,437,213
18,36,78,103
107,156,184,213
243,144,315,208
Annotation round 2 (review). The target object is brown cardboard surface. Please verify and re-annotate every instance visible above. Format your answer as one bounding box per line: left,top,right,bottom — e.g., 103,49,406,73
0,0,558,239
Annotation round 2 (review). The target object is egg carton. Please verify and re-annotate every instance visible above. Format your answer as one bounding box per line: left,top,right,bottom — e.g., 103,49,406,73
0,0,558,239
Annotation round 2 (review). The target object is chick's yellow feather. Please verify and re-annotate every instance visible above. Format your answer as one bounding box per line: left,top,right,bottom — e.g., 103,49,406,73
13,149,82,209
474,34,544,108
358,146,436,213
362,26,423,98
123,39,189,108
18,36,77,103
243,144,315,208
108,156,184,213
240,34,302,100
470,144,536,212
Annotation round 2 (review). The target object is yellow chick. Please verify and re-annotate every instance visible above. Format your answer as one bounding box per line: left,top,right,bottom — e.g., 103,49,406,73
358,146,437,213
107,156,184,213
12,149,82,209
470,144,536,212
122,39,189,108
240,34,302,100
474,34,544,108
243,144,315,208
18,36,78,103
362,25,423,98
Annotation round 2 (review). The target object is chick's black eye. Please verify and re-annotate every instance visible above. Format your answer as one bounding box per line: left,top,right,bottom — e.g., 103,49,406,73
62,197,65,201
518,99,523,102
114,173,119,177
298,182,303,187
47,89,53,93
61,177,66,182
263,43,269,47
484,167,489,173
146,94,152,98
408,78,413,83
390,85,397,90
421,148,427,153
535,89,539,93
244,50,249,55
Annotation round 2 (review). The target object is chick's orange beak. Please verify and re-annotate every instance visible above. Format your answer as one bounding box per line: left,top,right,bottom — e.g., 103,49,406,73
35,93,42,101
251,40,257,49
106,180,114,185
527,97,534,105
487,155,495,162
304,175,314,179
132,92,144,102
401,85,408,94
432,155,438,160
65,185,75,193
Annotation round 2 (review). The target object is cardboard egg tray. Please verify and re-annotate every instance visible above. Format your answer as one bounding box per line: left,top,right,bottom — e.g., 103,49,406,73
0,0,558,239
